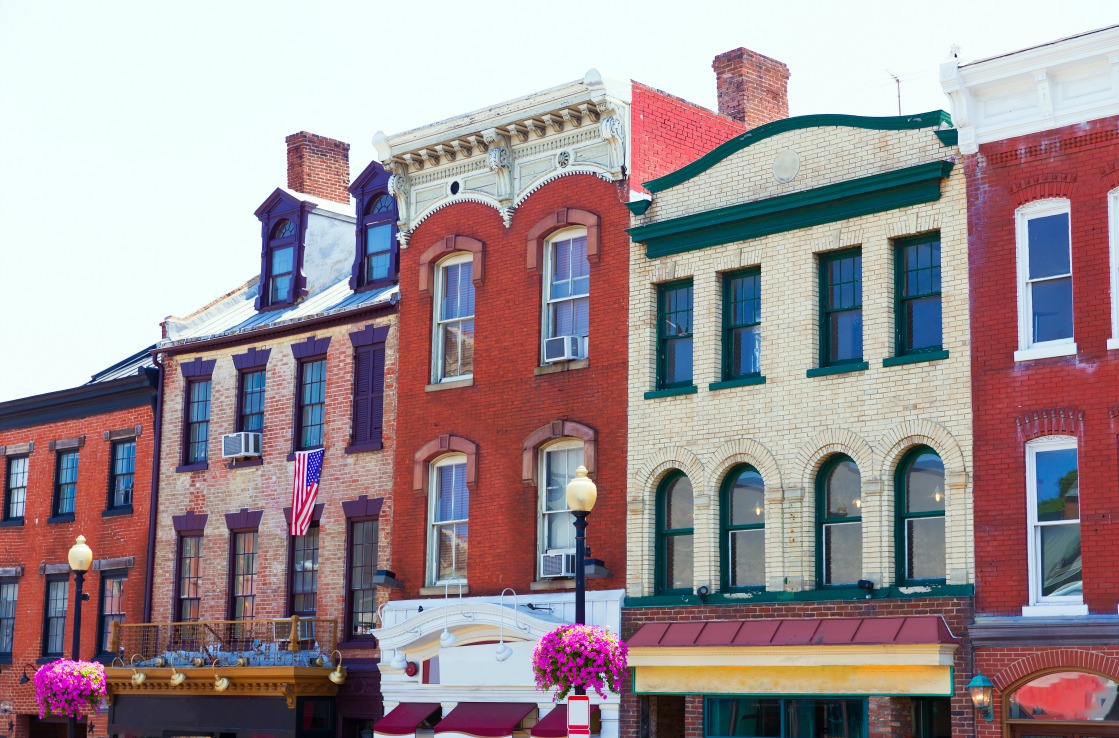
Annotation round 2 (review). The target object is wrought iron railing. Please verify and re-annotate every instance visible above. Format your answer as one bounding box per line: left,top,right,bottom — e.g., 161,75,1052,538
109,616,339,668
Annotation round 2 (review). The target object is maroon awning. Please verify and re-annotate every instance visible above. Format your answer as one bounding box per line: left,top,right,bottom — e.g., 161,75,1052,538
374,703,441,737
434,702,535,737
627,615,958,648
530,704,600,737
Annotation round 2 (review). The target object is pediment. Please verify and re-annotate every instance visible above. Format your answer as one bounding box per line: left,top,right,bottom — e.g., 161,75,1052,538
253,187,304,220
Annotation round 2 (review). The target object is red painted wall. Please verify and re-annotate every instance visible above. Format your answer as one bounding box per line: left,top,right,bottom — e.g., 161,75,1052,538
968,115,1119,615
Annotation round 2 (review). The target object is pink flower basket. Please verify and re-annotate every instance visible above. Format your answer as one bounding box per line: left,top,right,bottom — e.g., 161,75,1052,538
34,660,107,719
531,624,628,701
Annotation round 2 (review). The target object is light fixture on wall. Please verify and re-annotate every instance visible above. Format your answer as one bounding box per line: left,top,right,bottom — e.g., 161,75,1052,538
129,656,146,686
327,651,347,685
495,588,518,662
212,663,231,692
169,655,186,687
439,582,461,648
968,673,994,722
389,650,408,670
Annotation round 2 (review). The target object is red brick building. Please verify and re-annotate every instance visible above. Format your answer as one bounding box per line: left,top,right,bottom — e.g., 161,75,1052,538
367,57,746,738
103,133,400,738
0,349,157,738
942,24,1119,738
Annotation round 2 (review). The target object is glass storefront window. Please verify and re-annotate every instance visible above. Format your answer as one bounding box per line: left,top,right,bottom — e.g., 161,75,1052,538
1009,672,1119,722
706,697,865,737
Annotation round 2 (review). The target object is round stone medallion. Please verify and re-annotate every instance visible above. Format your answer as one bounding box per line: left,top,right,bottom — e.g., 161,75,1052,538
772,148,801,184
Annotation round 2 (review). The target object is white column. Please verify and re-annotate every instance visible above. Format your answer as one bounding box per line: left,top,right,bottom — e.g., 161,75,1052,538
598,702,620,738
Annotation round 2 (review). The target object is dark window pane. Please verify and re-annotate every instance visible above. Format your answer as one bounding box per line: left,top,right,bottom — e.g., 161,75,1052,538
1040,524,1082,597
730,326,761,377
665,476,693,529
659,282,694,387
368,193,394,216
664,337,693,385
349,520,378,636
828,310,863,363
905,296,942,352
298,360,326,449
729,469,765,526
1031,277,1074,343
365,223,393,282
1033,448,1079,522
56,451,79,515
906,453,945,514
1027,213,1071,279
6,456,27,520
0,581,18,655
706,697,782,736
273,219,295,239
825,461,861,517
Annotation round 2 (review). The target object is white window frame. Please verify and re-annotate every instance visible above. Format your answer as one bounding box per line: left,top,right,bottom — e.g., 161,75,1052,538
1014,198,1076,361
538,440,584,564
541,227,590,363
1022,435,1086,616
432,253,475,383
1107,189,1119,350
428,454,468,587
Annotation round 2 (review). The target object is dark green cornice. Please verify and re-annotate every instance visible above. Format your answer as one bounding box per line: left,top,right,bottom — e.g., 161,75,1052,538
644,110,953,193
630,160,954,259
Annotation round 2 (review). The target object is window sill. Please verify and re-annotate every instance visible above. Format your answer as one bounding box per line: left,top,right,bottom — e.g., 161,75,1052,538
0,518,24,528
418,585,469,596
806,362,869,378
530,579,575,591
883,350,949,367
425,377,474,392
102,506,133,518
1108,337,1119,351
175,461,209,473
286,447,324,462
47,514,75,525
534,359,590,376
709,375,766,391
1014,342,1077,362
1022,603,1089,617
227,457,263,469
345,440,384,455
644,385,698,400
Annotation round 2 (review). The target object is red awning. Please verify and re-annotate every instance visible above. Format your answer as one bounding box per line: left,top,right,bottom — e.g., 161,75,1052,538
627,615,958,648
530,704,600,737
374,703,441,737
434,702,535,737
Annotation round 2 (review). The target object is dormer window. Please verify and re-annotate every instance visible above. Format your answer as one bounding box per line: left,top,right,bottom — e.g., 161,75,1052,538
269,219,297,304
362,194,395,286
254,189,311,312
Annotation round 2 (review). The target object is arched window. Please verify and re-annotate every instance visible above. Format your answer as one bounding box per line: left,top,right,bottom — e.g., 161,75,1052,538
721,465,765,590
429,454,469,585
361,193,395,287
268,218,297,305
656,472,693,595
896,447,946,583
433,254,475,382
816,455,861,587
1009,671,1119,724
543,227,590,361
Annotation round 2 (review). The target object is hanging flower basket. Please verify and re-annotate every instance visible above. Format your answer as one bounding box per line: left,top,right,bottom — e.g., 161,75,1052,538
532,624,628,701
34,659,108,719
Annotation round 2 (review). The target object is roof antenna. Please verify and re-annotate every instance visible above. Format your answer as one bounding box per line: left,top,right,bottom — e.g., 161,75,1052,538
885,69,901,116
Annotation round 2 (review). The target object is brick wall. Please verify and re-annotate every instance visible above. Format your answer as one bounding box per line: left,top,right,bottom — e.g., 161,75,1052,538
286,132,351,204
967,114,1119,615
712,47,790,129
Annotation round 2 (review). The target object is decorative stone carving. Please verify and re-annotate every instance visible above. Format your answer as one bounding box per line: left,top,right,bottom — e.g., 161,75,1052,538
600,115,624,174
484,130,514,203
387,172,411,230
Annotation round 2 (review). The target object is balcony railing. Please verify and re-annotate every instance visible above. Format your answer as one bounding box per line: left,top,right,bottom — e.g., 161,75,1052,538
109,616,339,669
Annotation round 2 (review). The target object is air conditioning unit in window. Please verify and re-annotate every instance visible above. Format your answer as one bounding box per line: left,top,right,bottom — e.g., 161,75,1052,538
540,551,577,579
544,335,586,363
222,432,262,459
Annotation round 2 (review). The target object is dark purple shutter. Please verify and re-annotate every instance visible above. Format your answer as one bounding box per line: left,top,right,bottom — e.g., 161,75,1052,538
351,343,385,445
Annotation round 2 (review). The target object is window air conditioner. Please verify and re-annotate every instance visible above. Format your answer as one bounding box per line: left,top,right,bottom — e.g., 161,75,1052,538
540,551,577,579
543,335,585,364
222,432,263,459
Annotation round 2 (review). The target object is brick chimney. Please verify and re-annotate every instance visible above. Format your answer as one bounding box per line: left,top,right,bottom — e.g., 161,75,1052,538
712,48,790,129
285,131,351,204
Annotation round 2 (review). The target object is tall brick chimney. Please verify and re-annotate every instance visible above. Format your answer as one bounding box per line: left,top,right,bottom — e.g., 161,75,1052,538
285,131,351,204
713,48,790,129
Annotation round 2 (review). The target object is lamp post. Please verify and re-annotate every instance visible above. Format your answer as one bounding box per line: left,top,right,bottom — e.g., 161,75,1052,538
67,536,93,738
565,465,597,697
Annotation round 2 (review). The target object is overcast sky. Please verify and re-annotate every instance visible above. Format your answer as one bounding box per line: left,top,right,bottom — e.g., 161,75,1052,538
0,1,1115,401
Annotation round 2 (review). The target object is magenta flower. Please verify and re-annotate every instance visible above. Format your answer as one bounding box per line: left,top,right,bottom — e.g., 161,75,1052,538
33,660,107,719
531,624,628,701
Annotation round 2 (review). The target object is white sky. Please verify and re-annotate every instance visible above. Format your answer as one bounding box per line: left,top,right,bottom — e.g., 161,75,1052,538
0,0,1115,402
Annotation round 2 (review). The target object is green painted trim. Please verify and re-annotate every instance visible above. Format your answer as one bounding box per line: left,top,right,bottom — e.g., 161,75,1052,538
893,232,942,357
624,583,973,608
709,375,766,391
806,362,869,378
626,198,652,215
934,128,959,146
632,161,955,258
882,350,949,367
644,110,952,193
644,385,698,399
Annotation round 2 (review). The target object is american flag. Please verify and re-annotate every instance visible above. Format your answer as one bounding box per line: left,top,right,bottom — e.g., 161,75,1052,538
290,449,324,536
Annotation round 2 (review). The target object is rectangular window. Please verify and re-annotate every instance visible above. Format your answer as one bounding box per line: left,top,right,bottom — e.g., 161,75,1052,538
0,579,17,659
351,342,385,448
109,440,136,509
176,535,202,622
657,280,694,389
435,257,475,381
230,531,258,621
365,223,393,284
912,698,951,738
185,379,212,463
542,445,582,553
5,456,27,521
895,233,942,355
97,571,125,655
705,697,865,737
1016,200,1074,358
347,519,378,638
291,525,319,640
271,245,294,304
54,450,79,516
297,359,326,450
238,370,266,434
545,233,590,349
1026,437,1081,611
820,249,863,367
723,269,761,379
431,459,469,585
43,577,68,657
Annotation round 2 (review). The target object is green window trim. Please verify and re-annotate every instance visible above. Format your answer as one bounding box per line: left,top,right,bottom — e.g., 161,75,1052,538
722,268,762,381
704,695,868,738
806,363,869,378
656,280,694,390
816,455,862,588
721,464,766,592
882,350,949,367
709,376,766,391
895,446,947,585
894,232,943,357
656,471,694,595
644,385,698,399
818,249,863,369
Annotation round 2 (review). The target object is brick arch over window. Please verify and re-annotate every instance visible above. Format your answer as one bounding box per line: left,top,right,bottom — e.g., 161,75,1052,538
1015,408,1084,442
633,447,705,507
1009,173,1077,207
525,208,601,272
412,434,479,492
521,420,596,486
795,428,875,491
1103,162,1119,190
878,418,967,481
708,437,783,494
418,235,485,296
992,649,1119,691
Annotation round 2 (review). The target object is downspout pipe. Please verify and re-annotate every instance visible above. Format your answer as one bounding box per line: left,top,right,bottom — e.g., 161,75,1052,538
143,353,164,623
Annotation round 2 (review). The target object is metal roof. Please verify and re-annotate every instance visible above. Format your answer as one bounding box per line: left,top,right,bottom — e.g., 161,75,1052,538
88,344,158,383
626,616,958,648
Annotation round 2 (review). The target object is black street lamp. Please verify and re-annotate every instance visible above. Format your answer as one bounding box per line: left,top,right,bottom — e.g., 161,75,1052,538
67,536,93,738
565,465,598,697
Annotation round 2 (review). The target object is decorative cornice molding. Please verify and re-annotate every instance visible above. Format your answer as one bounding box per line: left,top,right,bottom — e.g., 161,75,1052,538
172,510,208,534
104,666,341,708
1016,408,1083,441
